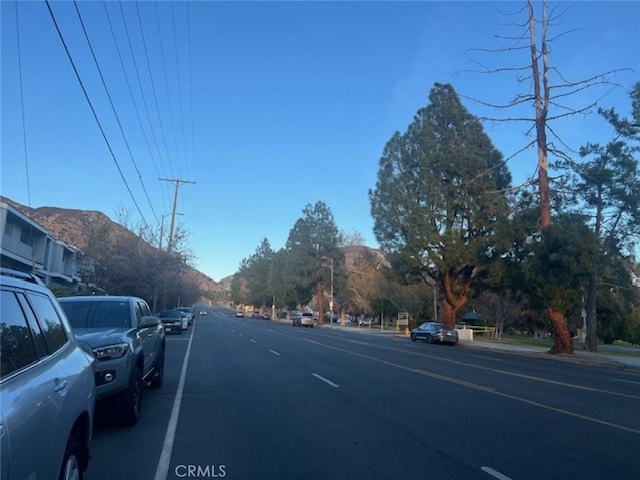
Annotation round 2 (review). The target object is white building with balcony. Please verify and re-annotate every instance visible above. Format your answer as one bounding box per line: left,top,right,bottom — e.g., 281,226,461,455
1,201,80,287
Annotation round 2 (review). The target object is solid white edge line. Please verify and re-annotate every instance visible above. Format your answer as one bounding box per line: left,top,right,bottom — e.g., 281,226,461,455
481,466,512,480
614,378,640,385
154,322,196,480
312,373,339,388
269,349,280,356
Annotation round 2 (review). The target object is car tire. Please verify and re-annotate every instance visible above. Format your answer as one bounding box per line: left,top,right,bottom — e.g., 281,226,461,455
116,366,143,426
58,432,85,480
426,334,433,344
149,346,164,389
410,333,416,342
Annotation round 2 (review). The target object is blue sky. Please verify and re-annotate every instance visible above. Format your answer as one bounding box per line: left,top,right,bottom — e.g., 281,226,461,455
2,1,639,281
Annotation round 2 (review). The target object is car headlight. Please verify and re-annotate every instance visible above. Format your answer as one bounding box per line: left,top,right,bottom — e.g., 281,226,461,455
93,343,130,360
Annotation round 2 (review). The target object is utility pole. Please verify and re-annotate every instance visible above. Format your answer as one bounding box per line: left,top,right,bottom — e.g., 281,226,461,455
159,212,182,250
159,178,195,252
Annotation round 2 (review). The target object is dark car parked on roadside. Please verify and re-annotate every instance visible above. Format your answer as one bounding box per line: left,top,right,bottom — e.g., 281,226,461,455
410,322,458,346
158,310,184,334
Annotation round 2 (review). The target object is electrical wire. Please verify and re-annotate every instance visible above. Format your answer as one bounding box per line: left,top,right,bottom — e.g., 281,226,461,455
44,0,153,235
101,0,168,216
72,0,159,224
133,1,174,180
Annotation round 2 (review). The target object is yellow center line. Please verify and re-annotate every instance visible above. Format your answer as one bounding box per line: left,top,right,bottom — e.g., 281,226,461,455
310,331,640,401
289,335,640,436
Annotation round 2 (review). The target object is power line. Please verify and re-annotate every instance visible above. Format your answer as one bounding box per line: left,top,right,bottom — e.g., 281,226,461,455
101,0,167,214
134,2,174,180
44,0,152,235
72,0,159,224
153,1,181,172
116,0,171,190
13,1,31,210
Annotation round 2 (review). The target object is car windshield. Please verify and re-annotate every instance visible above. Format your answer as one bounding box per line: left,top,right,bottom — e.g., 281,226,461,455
61,301,130,329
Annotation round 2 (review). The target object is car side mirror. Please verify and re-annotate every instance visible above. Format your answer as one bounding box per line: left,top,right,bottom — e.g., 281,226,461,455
140,315,160,328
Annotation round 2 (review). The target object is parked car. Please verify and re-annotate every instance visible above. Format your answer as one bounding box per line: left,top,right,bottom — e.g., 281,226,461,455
178,311,189,330
410,322,459,346
59,295,166,426
0,268,96,480
358,318,373,327
176,307,193,325
235,310,244,317
293,311,315,327
158,310,184,334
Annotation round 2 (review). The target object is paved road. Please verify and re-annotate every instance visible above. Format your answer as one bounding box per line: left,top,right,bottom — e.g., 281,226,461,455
85,306,640,480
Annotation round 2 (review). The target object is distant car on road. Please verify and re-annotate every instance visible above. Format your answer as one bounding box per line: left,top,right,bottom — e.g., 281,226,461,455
410,322,458,346
293,311,314,327
235,310,244,318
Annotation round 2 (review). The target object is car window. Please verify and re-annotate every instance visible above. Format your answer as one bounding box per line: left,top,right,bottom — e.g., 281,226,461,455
0,290,40,378
62,300,130,329
135,302,144,326
25,291,68,353
140,301,152,317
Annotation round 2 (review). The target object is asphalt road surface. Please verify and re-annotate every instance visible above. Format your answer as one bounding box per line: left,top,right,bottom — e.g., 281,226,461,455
84,305,640,480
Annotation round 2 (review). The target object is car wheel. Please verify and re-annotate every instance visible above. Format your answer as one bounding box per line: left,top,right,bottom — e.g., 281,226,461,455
149,346,164,389
59,432,85,480
116,366,143,426
426,334,433,344
410,333,416,342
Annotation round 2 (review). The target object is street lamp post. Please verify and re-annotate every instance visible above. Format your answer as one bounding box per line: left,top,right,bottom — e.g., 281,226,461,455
329,258,334,325
322,256,334,325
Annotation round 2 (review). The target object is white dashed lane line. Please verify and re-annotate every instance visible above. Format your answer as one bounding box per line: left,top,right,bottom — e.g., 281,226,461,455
481,466,512,480
312,373,339,388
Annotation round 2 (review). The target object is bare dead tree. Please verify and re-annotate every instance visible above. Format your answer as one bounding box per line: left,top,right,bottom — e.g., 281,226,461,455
461,0,631,354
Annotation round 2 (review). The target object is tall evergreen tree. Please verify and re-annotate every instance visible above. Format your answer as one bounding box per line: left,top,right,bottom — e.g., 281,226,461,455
562,83,640,351
370,83,511,327
284,201,343,308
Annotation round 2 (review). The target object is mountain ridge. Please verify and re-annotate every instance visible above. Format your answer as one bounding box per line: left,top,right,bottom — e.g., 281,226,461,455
1,196,229,296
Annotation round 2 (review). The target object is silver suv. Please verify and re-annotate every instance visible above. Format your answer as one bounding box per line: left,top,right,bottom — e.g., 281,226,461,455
59,296,165,426
0,268,96,480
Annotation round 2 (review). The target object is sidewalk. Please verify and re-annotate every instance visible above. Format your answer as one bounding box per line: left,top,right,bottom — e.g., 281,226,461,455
459,338,640,371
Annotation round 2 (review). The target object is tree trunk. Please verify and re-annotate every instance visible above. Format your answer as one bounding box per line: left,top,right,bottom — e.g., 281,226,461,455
442,301,456,328
441,272,471,328
584,273,598,352
547,307,574,354
317,281,324,326
529,0,573,354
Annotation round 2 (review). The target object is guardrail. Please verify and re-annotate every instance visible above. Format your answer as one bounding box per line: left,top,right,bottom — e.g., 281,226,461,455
456,325,496,336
